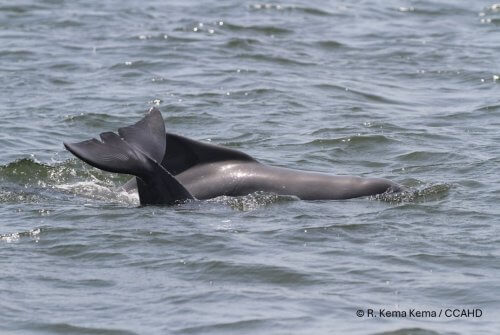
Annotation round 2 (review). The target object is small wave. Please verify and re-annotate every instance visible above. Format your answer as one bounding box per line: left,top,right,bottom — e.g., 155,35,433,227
305,134,399,147
372,183,451,203
110,59,164,71
223,37,262,50
249,3,336,17
373,328,443,335
0,187,46,204
157,34,204,42
395,151,465,163
312,83,345,92
475,103,500,112
238,52,316,66
346,87,404,105
26,322,137,335
479,4,500,24
400,2,470,17
0,5,37,13
63,112,134,129
51,19,84,28
0,158,135,205
310,127,350,136
178,258,315,285
0,49,36,58
0,158,125,186
0,227,41,243
487,17,500,25
0,158,71,186
315,40,346,50
223,22,293,36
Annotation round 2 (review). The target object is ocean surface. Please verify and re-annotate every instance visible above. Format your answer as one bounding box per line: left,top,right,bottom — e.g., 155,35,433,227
1,0,499,334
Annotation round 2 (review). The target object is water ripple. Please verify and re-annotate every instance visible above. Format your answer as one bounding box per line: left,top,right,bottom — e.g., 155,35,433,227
26,323,138,335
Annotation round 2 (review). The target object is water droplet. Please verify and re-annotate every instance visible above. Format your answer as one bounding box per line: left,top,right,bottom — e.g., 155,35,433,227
399,6,414,12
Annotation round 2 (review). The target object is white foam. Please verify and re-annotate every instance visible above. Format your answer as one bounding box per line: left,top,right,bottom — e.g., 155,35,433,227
55,181,139,205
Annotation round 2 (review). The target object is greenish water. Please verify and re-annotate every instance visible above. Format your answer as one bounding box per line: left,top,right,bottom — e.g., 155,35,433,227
1,1,499,334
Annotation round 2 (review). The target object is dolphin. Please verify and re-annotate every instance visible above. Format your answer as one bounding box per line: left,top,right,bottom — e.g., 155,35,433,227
64,108,402,205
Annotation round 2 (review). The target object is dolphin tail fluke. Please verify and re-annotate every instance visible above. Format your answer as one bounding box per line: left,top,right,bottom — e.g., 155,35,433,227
64,108,194,205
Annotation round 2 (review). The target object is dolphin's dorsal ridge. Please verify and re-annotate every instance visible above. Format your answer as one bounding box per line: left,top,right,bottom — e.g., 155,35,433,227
162,133,256,175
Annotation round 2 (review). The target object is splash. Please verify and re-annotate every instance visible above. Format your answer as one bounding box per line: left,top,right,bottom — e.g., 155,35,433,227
0,158,134,205
208,191,298,211
0,227,41,243
0,158,126,186
371,183,451,203
479,4,500,24
55,182,139,205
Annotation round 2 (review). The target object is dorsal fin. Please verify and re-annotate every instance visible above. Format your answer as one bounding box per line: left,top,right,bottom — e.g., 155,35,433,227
162,133,257,175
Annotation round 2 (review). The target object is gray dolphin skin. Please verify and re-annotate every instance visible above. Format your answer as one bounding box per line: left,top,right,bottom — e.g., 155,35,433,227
64,108,401,205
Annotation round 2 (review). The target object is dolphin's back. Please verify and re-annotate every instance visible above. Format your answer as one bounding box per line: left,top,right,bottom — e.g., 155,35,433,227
64,109,401,205
162,133,256,175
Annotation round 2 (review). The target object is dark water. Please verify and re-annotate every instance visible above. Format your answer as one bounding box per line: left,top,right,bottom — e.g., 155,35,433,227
1,0,499,334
